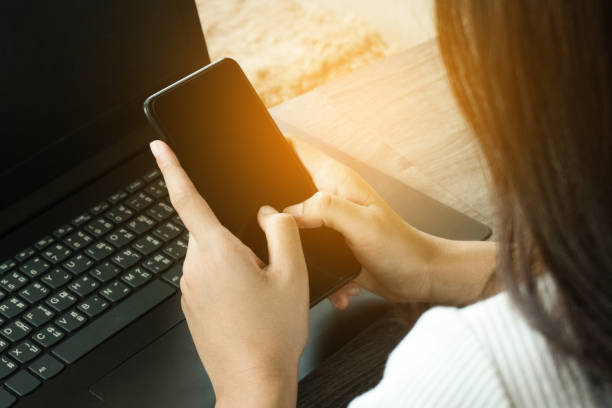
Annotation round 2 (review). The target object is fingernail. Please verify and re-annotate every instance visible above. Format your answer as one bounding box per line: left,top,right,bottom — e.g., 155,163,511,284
259,205,276,216
348,286,360,296
150,140,162,159
284,203,303,217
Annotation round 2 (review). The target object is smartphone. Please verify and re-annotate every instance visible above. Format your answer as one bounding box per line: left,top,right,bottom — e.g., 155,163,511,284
144,58,360,306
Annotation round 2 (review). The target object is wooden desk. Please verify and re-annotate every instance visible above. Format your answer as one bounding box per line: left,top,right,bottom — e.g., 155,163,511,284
270,39,496,235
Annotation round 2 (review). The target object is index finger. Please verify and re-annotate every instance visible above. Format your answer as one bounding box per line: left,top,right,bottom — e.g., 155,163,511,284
285,135,347,191
150,140,222,240
285,135,376,204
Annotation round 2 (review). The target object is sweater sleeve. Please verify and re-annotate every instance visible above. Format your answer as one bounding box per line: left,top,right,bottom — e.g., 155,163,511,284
348,306,512,408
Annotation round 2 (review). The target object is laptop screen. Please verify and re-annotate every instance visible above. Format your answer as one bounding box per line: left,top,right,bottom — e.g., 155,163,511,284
0,0,209,212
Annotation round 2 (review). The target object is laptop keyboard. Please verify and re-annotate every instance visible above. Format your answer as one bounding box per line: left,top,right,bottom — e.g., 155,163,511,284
0,169,186,406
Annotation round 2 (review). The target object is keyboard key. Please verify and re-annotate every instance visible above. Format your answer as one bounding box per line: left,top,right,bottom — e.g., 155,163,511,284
142,169,160,182
126,214,155,234
121,267,153,289
23,305,55,328
105,228,136,248
2,320,32,343
0,356,18,380
85,241,115,261
132,235,162,256
72,213,92,227
163,239,188,260
125,192,154,211
145,179,167,199
52,224,74,239
90,262,120,283
55,310,87,333
111,248,141,270
89,201,110,215
62,254,94,275
104,205,134,224
52,280,174,364
0,260,16,275
172,215,185,229
29,354,64,380
125,179,145,193
0,388,16,407
33,236,54,250
9,341,41,364
45,290,77,312
162,264,183,289
19,256,50,278
147,202,174,221
63,230,93,251
41,268,72,289
99,281,130,303
41,243,72,264
77,295,109,318
0,297,27,319
28,354,64,380
153,221,182,242
32,325,64,348
4,370,40,396
15,248,35,262
85,218,114,237
0,340,7,353
107,190,128,204
0,272,28,293
142,253,173,274
18,282,50,304
68,275,99,297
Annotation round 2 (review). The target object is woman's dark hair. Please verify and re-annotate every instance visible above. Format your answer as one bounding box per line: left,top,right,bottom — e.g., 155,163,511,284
435,0,612,384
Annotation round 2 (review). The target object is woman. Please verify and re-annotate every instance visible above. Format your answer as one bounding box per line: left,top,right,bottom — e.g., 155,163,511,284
149,0,612,406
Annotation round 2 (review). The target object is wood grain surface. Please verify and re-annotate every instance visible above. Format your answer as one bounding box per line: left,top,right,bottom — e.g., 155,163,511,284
270,39,497,237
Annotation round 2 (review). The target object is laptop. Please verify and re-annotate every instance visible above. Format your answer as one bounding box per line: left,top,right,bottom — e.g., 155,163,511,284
0,1,490,407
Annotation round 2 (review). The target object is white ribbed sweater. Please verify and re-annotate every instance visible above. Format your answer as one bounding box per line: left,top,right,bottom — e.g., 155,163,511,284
349,290,602,407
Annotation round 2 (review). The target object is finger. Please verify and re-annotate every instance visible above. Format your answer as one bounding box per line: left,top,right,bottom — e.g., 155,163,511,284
284,192,369,239
328,292,349,310
257,206,307,275
285,135,330,175
285,136,347,191
286,135,378,205
150,140,221,240
328,282,360,309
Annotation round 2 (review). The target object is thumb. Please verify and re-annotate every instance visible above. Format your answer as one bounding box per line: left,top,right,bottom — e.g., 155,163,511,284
257,206,307,277
284,192,369,241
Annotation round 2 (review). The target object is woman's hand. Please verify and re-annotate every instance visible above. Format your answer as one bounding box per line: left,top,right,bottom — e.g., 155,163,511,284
284,136,497,308
151,140,308,408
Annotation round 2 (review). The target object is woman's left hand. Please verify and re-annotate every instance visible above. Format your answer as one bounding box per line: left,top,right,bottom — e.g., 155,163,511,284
150,140,309,408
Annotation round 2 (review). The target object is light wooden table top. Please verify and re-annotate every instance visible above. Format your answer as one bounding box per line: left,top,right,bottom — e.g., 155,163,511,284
270,38,497,236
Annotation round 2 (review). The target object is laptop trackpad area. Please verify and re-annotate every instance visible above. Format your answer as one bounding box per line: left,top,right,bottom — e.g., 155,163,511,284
90,321,215,407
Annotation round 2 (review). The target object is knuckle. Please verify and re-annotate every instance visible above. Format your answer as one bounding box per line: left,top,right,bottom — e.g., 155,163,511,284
313,191,333,211
180,262,197,285
179,275,189,294
271,212,296,228
179,275,191,297
170,187,193,211
180,293,188,312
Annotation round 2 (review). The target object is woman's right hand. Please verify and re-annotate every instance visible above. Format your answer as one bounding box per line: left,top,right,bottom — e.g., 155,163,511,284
284,136,444,309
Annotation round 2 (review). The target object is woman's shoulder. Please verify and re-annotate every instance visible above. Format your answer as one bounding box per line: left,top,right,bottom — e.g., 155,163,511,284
350,291,597,407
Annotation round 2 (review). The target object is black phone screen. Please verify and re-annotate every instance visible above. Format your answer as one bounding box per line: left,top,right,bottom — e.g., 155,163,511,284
144,59,360,305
